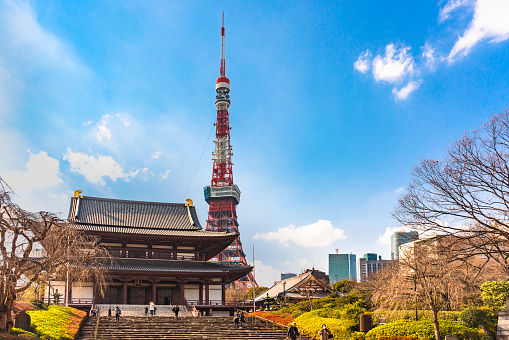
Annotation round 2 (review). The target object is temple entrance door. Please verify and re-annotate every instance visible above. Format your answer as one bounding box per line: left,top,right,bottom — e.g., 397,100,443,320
104,287,121,304
129,287,146,304
157,288,172,305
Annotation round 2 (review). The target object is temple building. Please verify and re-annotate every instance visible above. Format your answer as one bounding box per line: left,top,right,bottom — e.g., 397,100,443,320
46,192,252,315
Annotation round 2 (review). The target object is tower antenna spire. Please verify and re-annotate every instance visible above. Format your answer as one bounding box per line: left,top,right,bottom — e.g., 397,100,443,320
220,12,226,77
205,15,257,289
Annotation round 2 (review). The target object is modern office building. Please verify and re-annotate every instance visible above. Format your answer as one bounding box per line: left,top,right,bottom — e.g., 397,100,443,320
358,253,390,282
391,230,419,259
328,253,356,284
281,273,297,280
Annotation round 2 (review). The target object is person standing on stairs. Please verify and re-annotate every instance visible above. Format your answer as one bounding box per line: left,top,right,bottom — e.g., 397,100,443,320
233,311,240,329
108,307,111,317
287,322,301,340
149,301,155,316
115,306,121,322
172,304,179,319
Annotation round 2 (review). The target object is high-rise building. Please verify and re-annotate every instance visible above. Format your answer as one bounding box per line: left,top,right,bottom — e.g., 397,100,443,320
281,273,296,280
391,230,419,260
328,253,356,284
358,253,390,282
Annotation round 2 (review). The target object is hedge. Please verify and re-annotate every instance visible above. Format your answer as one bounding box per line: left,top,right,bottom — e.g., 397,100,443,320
27,305,86,340
365,320,482,340
371,310,461,324
295,303,366,340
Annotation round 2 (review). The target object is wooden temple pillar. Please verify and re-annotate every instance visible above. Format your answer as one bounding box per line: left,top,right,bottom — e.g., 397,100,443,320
199,284,204,304
92,281,96,306
204,282,210,305
180,282,185,305
221,284,226,305
122,280,128,305
152,280,157,303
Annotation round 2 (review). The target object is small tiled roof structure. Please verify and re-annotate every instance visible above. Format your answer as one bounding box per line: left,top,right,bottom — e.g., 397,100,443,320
254,269,333,302
68,196,202,231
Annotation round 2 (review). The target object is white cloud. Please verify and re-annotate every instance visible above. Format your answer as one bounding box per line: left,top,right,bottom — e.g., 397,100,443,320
152,151,161,160
354,50,371,73
253,220,347,247
373,44,415,83
377,225,416,245
160,170,170,179
95,115,112,142
394,186,405,194
63,149,128,185
0,0,81,71
116,113,130,127
422,43,436,68
392,81,420,100
448,0,509,60
254,260,280,287
83,120,92,126
439,0,473,22
3,151,69,213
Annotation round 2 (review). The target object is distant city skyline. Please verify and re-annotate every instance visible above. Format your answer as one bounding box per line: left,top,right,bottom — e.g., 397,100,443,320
0,0,508,286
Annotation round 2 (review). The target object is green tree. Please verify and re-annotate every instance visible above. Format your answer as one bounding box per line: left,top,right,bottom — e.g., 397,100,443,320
481,280,509,310
247,286,269,298
332,280,357,293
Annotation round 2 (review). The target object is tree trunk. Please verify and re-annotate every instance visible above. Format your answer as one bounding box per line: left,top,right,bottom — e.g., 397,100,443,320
431,306,440,340
0,299,14,333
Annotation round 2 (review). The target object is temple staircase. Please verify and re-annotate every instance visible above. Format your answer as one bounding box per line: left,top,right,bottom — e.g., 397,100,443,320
76,316,311,340
93,304,192,317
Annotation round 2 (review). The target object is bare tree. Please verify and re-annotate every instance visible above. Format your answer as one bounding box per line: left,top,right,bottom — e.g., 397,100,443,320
0,179,109,332
393,109,509,275
370,239,482,340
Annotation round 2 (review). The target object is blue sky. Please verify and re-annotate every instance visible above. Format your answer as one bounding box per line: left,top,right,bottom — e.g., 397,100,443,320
0,0,508,286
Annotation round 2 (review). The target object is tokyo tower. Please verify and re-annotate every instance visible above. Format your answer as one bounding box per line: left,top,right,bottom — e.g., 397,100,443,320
203,14,256,289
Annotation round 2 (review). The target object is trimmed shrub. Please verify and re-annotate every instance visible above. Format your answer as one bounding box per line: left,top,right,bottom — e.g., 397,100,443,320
10,328,36,337
296,309,355,340
27,305,86,340
365,320,482,340
372,310,461,325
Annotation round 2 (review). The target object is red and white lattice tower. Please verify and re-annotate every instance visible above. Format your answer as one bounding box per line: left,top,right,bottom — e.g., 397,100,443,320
203,14,256,289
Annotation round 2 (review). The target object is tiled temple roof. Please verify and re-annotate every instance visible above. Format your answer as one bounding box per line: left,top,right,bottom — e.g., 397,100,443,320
68,196,204,232
104,258,251,273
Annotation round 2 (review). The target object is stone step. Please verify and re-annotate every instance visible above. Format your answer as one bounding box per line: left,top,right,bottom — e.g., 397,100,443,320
76,316,308,340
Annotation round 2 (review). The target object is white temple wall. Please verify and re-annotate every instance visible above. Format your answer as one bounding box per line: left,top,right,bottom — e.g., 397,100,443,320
184,284,200,301
72,283,94,299
209,285,222,301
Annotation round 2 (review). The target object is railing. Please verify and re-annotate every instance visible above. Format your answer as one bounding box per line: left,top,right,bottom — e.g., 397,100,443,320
246,313,289,338
186,300,252,307
44,298,93,305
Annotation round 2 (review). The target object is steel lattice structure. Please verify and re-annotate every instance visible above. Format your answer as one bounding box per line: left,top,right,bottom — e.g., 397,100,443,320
203,14,256,289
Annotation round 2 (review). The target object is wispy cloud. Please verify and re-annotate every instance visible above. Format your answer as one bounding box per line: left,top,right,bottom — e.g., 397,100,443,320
447,0,509,60
354,50,371,73
95,115,112,142
392,81,420,101
253,220,346,247
439,0,473,22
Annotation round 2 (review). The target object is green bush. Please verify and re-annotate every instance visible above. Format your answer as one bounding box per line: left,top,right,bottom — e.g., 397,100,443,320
27,305,84,340
481,281,509,311
459,308,497,340
296,309,356,340
10,328,36,336
372,310,461,325
29,298,48,310
365,320,482,340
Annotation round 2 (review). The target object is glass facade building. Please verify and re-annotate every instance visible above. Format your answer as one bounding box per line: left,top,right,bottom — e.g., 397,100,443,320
328,253,356,284
391,230,419,260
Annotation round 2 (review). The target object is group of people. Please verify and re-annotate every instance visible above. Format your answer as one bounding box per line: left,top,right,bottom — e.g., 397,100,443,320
287,322,333,340
233,310,245,328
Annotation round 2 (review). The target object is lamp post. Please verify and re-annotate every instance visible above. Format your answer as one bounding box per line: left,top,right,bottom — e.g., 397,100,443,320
282,281,286,307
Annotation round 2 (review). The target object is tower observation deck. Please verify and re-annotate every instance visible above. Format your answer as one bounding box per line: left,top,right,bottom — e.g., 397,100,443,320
203,14,256,289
